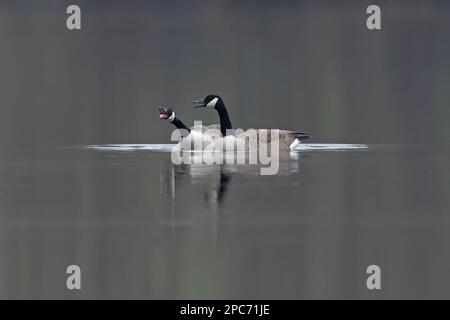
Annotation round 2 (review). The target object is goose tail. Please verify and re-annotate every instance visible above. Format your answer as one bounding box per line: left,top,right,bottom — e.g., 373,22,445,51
294,132,311,141
289,132,311,150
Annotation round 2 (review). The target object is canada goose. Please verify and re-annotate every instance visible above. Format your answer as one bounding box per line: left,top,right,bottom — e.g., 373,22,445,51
158,107,221,150
159,107,190,131
193,95,310,151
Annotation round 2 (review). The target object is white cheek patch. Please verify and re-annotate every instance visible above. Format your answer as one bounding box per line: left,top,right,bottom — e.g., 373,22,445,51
206,97,218,107
168,112,175,122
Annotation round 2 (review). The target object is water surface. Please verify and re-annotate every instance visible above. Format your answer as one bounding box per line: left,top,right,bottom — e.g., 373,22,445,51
1,143,449,299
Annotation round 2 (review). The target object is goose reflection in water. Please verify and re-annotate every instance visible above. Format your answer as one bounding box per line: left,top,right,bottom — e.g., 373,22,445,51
159,151,302,211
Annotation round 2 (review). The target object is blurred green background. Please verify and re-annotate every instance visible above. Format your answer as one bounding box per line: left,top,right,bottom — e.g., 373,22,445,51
0,0,449,147
1,0,450,300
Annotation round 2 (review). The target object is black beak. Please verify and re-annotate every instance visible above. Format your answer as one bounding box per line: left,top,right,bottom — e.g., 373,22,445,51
193,98,206,108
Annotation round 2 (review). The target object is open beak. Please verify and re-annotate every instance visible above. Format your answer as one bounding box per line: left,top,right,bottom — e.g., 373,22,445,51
158,107,168,119
193,98,206,108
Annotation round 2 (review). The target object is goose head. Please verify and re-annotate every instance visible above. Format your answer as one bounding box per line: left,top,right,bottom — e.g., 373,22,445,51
193,95,224,109
158,107,175,122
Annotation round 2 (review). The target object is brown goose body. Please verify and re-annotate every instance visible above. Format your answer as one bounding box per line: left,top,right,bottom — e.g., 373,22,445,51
216,129,308,152
193,95,310,153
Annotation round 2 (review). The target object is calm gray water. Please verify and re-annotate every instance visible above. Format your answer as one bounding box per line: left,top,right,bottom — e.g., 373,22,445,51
1,0,450,299
1,143,450,299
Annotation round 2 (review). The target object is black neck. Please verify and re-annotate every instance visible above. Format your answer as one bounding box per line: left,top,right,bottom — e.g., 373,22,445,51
171,117,190,133
215,102,233,136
